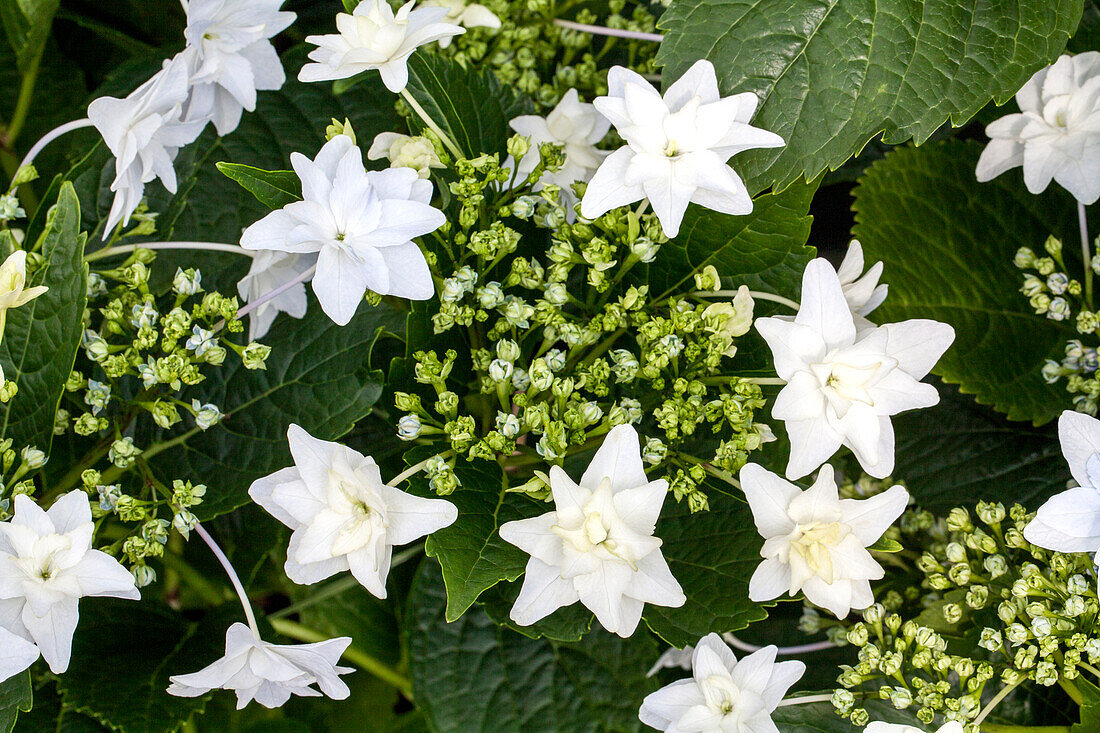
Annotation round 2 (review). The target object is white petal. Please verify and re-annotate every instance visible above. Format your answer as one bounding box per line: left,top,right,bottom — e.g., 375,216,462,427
47,491,93,534
1024,486,1100,552
748,557,791,602
509,559,579,626
0,625,38,683
579,147,645,220
72,550,140,599
739,463,798,538
838,485,910,546
794,259,856,349
880,320,956,379
1059,410,1100,488
579,424,649,492
23,597,79,674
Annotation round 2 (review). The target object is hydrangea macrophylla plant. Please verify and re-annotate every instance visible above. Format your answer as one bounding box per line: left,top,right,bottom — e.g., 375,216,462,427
249,424,458,597
638,633,805,732
239,134,445,325
579,59,784,237
755,258,955,479
498,424,685,637
976,52,1100,204
178,0,296,135
236,250,316,340
423,0,501,47
0,491,139,681
739,463,909,618
298,0,464,92
168,622,354,709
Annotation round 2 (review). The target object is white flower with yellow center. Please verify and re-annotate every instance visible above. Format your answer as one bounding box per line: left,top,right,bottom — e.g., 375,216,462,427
249,424,458,597
498,424,685,637
423,0,500,47
367,132,444,178
740,462,908,619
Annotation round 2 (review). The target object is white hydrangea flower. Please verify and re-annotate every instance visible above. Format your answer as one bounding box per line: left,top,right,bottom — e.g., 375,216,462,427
740,462,909,619
498,424,685,637
1024,410,1100,557
0,250,48,337
298,0,464,92
180,0,296,135
0,491,140,682
168,622,353,709
367,132,444,178
239,135,444,325
976,52,1100,204
638,633,804,732
87,56,207,235
249,424,458,597
237,250,317,340
508,89,611,215
423,0,500,47
865,723,964,733
836,239,887,328
755,259,955,479
580,60,784,238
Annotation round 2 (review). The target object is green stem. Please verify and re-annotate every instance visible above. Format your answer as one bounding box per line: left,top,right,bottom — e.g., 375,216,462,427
1058,676,1085,706
269,618,413,699
399,88,463,161
1080,202,1093,310
974,679,1022,726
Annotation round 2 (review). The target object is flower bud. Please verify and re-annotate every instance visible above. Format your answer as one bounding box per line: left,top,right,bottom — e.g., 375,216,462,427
19,446,46,469
397,414,422,441
488,358,513,382
172,267,203,295
192,400,223,430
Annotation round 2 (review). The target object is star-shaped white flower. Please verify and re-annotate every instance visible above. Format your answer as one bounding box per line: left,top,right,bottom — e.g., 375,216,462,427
755,259,955,479
88,56,208,235
836,239,887,328
508,89,610,214
180,0,296,135
865,723,964,733
423,0,500,47
498,424,685,637
298,0,464,92
239,135,444,325
638,633,804,732
0,250,48,337
740,462,908,619
249,424,458,597
580,60,784,238
0,491,139,681
167,622,353,709
1024,410,1100,557
237,250,317,340
977,52,1100,204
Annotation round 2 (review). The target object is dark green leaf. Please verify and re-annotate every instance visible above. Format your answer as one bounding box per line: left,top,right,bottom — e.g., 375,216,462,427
215,163,302,210
868,538,903,553
0,182,86,455
854,140,1079,425
406,562,658,733
0,0,59,71
480,580,595,643
0,674,31,733
656,0,1083,193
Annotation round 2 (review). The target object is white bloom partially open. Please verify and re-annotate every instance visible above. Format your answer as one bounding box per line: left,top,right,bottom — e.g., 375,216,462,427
239,135,444,325
180,0,296,135
638,633,804,732
498,424,685,637
0,491,139,681
168,622,353,709
865,723,964,733
423,0,500,47
836,240,887,327
508,89,610,213
249,424,458,597
237,250,317,340
740,463,908,619
755,259,955,479
367,132,444,178
299,0,464,92
977,52,1100,204
1023,410,1100,557
88,56,207,235
0,250,48,337
580,60,784,238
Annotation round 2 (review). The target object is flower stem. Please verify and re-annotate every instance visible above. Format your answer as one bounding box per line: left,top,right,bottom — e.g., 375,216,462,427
193,522,261,638
552,18,664,43
268,617,413,698
389,451,455,487
974,679,1022,726
85,241,254,263
1080,202,1093,309
744,377,786,386
18,118,95,171
226,263,317,329
399,88,464,162
775,693,833,707
723,634,836,655
696,290,800,311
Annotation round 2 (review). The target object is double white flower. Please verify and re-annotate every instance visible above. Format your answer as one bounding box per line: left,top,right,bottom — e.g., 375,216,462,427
240,134,444,325
249,424,458,597
580,60,784,238
168,622,353,709
756,259,954,479
499,424,685,637
0,491,139,683
299,0,464,93
977,52,1100,204
740,463,909,619
638,633,804,732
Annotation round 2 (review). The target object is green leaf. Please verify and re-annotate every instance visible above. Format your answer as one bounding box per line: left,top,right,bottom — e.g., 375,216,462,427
772,699,921,730
0,0,59,71
57,600,242,733
405,53,534,158
893,380,1069,512
0,182,85,455
854,140,1079,425
645,182,817,301
148,299,404,519
406,561,659,733
642,488,771,648
215,163,301,210
868,537,903,553
0,674,30,733
656,0,1083,194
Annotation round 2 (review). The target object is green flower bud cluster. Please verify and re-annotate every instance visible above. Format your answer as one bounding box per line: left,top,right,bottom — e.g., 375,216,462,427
0,438,46,520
